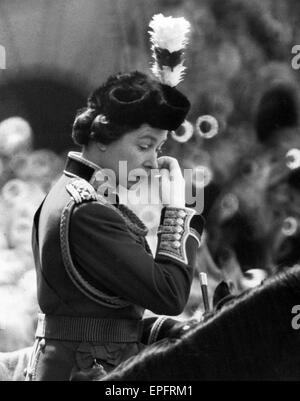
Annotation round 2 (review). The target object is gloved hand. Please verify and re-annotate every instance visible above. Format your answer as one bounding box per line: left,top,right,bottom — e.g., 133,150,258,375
157,156,186,208
142,317,199,344
166,318,199,339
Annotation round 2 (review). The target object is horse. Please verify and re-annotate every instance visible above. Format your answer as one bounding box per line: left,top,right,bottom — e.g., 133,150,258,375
2,266,299,381
104,265,300,381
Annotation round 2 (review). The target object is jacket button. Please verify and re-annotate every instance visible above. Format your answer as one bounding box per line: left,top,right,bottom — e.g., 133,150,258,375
177,210,187,218
172,241,181,249
175,225,183,233
176,218,184,225
39,338,46,349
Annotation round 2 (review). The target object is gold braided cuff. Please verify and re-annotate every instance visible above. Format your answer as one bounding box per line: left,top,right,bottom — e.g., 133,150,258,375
157,207,202,264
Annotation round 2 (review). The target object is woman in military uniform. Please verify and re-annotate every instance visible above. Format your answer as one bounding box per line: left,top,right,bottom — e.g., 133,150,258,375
25,70,204,380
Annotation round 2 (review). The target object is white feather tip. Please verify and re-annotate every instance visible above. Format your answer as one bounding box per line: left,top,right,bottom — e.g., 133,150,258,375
151,63,186,87
149,13,191,53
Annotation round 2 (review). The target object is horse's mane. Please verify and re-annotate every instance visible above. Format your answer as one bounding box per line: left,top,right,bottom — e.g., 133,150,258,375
105,266,300,380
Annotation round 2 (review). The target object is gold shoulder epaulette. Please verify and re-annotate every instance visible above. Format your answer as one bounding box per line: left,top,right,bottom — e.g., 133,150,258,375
66,178,98,204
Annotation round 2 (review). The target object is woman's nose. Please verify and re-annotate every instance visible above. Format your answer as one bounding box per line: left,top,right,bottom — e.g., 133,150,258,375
144,153,158,170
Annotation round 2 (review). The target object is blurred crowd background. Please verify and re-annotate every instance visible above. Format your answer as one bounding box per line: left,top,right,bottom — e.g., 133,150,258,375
1,0,300,352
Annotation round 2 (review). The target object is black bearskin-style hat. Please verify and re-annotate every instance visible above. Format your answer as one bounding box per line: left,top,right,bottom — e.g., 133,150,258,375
72,14,191,146
88,71,190,131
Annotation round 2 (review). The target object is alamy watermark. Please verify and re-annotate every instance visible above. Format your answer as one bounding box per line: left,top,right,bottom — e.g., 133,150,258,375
0,44,6,69
291,305,300,330
92,161,205,213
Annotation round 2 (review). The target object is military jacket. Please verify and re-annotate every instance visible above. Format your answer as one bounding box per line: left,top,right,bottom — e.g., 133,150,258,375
33,151,204,320
28,151,204,380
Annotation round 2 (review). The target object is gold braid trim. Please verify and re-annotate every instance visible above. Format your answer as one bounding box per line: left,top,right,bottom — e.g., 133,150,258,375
60,196,130,308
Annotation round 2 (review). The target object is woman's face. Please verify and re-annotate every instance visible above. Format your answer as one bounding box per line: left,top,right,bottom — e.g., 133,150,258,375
95,124,168,188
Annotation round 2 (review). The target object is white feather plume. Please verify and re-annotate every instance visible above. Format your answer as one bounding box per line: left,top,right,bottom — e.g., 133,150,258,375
152,63,187,87
149,14,191,52
149,13,191,87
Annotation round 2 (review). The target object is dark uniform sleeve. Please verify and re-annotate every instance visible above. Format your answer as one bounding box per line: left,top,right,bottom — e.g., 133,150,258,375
69,202,204,316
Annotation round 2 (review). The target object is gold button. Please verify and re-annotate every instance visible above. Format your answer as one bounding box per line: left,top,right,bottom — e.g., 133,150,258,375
172,241,181,248
177,210,187,218
176,218,184,225
175,225,183,233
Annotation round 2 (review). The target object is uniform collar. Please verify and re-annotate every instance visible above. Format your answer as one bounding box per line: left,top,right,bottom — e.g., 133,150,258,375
64,151,101,181
64,151,119,204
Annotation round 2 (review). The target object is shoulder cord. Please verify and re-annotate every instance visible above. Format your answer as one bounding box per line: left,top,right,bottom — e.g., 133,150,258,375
60,199,131,308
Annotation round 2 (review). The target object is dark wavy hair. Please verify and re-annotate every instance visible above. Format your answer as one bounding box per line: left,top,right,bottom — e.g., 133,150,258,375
72,71,190,146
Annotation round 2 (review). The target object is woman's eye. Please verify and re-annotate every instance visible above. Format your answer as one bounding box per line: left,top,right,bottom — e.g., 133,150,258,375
139,145,151,151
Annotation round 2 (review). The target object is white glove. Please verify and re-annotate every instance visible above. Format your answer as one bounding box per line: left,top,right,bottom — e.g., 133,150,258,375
157,156,186,208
